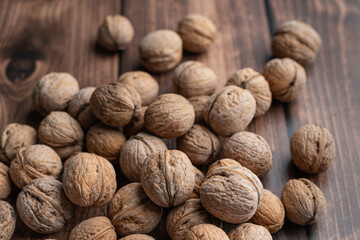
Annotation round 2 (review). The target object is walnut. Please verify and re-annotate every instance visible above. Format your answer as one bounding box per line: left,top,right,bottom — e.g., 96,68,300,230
203,86,256,137
228,223,272,240
190,166,205,199
0,163,11,200
69,216,117,240
16,178,74,234
9,144,62,189
0,123,37,163
226,68,272,117
173,61,217,98
207,158,241,175
108,183,163,236
222,131,273,177
123,106,147,137
0,200,15,240
281,178,326,225
62,152,117,207
120,132,168,182
141,150,195,207
290,124,335,174
38,111,84,159
120,234,155,240
177,124,220,165
185,224,229,240
145,94,195,138
188,95,209,124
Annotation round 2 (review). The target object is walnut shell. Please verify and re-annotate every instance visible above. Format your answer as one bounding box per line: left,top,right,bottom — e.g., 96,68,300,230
139,30,183,72
10,144,62,189
123,106,147,137
204,86,256,137
0,163,11,200
69,216,117,240
86,123,126,163
62,152,117,207
226,68,272,117
281,178,326,225
0,200,16,240
190,166,205,199
290,124,335,174
141,150,195,207
200,166,263,223
0,123,37,163
145,94,195,138
120,132,168,182
108,183,163,236
228,223,272,240
177,124,220,165
16,178,74,234
207,158,241,176
173,61,217,98
33,72,79,116
272,20,321,65
188,95,209,124
90,82,142,127
263,58,306,102
185,224,229,240
178,14,217,53
38,111,84,159
120,234,155,240
222,131,273,177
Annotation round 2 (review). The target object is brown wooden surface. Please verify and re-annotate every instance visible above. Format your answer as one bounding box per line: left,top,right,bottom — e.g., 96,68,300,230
0,0,359,239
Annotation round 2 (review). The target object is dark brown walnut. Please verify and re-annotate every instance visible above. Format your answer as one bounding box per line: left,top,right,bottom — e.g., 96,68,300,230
10,144,62,189
228,223,272,240
226,68,272,117
120,132,168,182
200,166,263,223
188,95,209,124
0,123,37,163
69,216,117,240
173,61,217,98
141,150,195,207
190,166,205,199
290,124,335,174
62,152,117,207
145,94,195,138
263,58,306,102
222,131,273,177
272,20,322,65
185,224,229,240
33,72,79,116
166,198,222,240
0,163,11,200
207,158,241,175
204,86,256,137
16,178,74,234
120,234,155,240
86,123,126,164
90,82,142,127
123,106,147,137
108,183,163,236
0,200,16,240
177,124,220,165
281,178,326,226
38,111,84,159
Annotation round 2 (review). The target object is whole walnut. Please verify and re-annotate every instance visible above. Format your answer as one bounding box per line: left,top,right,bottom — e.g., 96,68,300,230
226,68,272,117
250,189,285,234
139,30,183,72
0,163,11,200
0,123,37,163
123,106,147,137
263,58,306,102
272,20,322,65
228,223,272,240
204,86,256,137
118,71,159,106
290,124,335,174
33,72,79,115
108,183,163,236
188,95,209,124
178,14,216,53
10,144,62,189
222,131,273,177
69,216,117,240
38,111,84,159
200,166,263,223
68,87,98,130
185,224,229,240
98,15,134,51
0,200,16,240
177,124,220,165
90,82,142,127
120,132,168,182
62,152,117,207
191,166,205,198
120,234,155,240
173,61,217,98
166,198,222,240
16,178,74,234
145,94,195,138
86,123,126,164
207,158,241,175
281,178,326,225
141,150,195,207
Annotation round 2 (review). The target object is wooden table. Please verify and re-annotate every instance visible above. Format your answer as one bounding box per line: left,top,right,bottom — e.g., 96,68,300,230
1,0,359,239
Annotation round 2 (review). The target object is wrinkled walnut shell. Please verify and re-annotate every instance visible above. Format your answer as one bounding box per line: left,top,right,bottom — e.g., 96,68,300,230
188,95,209,124
0,200,16,240
120,234,155,240
0,163,11,200
123,106,147,137
207,158,241,176
69,216,117,240
229,223,272,240
185,224,229,240
190,166,205,199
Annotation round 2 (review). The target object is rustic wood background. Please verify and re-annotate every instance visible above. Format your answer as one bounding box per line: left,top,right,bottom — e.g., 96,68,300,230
0,0,359,239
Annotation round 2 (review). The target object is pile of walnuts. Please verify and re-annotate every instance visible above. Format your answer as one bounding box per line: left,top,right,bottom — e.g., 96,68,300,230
0,12,336,240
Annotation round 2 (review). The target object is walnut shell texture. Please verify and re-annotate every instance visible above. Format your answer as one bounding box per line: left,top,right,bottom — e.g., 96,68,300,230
0,200,16,240
191,166,205,199
207,158,241,176
123,106,147,137
0,162,11,200
185,224,229,240
188,95,209,124
120,234,155,240
228,223,272,240
69,216,117,240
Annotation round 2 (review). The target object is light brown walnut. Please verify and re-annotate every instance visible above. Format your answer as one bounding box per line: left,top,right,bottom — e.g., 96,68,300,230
228,223,272,240
120,234,155,240
0,163,11,200
0,200,16,240
185,224,229,240
188,95,209,124
123,106,147,137
207,158,241,176
69,216,117,240
190,166,205,199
